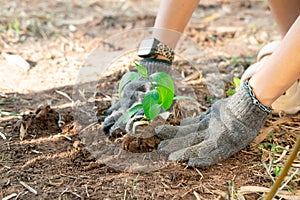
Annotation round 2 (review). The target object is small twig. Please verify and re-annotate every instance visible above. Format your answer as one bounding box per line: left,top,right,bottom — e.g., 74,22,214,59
0,131,7,140
292,163,300,168
262,162,276,183
193,167,204,180
193,191,202,200
181,185,202,198
161,182,171,189
59,187,69,200
77,122,98,135
69,191,82,198
53,134,72,141
0,93,8,98
48,178,63,186
31,150,42,154
19,181,37,195
123,189,127,200
85,184,90,198
55,90,74,103
15,192,22,199
274,146,289,164
279,168,299,191
238,185,300,199
60,173,77,179
2,193,17,200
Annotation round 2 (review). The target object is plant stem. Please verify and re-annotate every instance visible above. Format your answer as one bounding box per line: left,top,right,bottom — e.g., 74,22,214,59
265,135,300,200
147,77,156,89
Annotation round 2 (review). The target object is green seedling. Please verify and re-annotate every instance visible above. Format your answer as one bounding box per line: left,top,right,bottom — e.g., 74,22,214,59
119,62,192,122
13,19,20,34
132,174,139,191
1,152,4,162
273,166,284,177
0,102,11,105
7,19,20,34
205,96,214,104
229,181,236,199
0,109,20,117
247,23,257,31
226,77,241,96
230,56,239,65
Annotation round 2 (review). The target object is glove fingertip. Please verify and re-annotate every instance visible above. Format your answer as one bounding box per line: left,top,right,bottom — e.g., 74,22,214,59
154,125,178,140
168,149,188,162
105,102,121,115
188,157,215,168
102,117,115,133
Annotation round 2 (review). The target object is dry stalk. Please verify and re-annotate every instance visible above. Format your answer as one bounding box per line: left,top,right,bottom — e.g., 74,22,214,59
265,135,300,200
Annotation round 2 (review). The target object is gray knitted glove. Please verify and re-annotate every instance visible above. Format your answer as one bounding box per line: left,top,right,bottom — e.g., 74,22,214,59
102,58,172,137
154,81,270,167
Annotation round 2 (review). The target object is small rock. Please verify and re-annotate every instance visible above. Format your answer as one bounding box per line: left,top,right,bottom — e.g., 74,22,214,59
68,24,77,32
2,52,30,72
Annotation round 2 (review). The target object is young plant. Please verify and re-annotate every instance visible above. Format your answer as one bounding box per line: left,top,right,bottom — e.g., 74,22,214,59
119,62,175,122
226,77,241,96
0,108,20,117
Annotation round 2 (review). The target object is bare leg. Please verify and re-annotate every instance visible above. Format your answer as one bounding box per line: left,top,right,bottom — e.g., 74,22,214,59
269,0,300,36
249,15,300,107
152,0,200,49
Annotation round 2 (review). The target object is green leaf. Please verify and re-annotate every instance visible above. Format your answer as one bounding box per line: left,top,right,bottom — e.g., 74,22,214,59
134,62,148,78
151,72,175,110
118,71,142,101
233,77,241,89
156,86,174,110
122,104,143,123
226,89,235,96
147,104,162,120
142,90,161,120
151,72,174,93
173,96,196,101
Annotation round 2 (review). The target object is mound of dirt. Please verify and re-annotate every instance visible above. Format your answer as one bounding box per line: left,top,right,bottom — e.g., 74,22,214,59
16,105,60,140
15,105,74,140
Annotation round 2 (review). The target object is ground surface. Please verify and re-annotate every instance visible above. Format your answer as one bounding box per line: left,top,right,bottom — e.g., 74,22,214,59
0,0,299,199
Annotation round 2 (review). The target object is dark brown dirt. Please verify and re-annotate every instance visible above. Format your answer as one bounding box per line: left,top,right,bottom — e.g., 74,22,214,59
0,0,299,199
122,135,161,153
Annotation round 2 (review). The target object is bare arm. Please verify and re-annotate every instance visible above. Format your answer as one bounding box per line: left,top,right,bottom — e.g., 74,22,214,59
250,15,300,106
152,0,200,49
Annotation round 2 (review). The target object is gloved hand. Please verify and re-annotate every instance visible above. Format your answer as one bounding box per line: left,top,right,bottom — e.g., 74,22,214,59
101,58,172,137
154,81,270,167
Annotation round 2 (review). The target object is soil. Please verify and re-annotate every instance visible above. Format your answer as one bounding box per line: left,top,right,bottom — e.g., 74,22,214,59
0,0,299,199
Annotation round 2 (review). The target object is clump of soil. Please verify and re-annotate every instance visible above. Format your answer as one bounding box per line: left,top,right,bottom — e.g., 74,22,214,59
14,105,74,140
15,105,60,140
122,135,161,153
118,115,170,153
